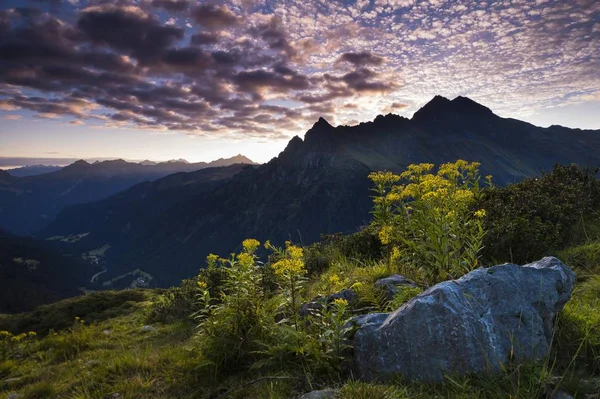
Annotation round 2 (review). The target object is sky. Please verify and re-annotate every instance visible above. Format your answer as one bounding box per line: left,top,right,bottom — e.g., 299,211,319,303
0,0,599,165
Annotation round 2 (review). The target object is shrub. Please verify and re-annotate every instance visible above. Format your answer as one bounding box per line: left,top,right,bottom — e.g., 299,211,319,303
369,161,488,284
479,164,600,264
195,240,280,373
147,278,200,323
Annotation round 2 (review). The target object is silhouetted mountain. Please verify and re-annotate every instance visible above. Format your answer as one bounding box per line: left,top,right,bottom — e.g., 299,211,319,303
6,165,63,177
41,96,600,288
0,155,256,235
208,154,256,167
0,229,86,313
139,160,157,166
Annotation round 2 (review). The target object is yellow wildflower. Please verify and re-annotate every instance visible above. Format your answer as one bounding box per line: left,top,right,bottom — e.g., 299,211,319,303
328,274,341,286
368,171,401,186
28,331,37,338
474,209,487,218
272,258,306,277
242,238,260,254
332,298,348,307
237,252,254,267
385,192,402,202
390,246,402,263
206,253,219,268
197,281,208,290
378,225,393,245
287,245,303,260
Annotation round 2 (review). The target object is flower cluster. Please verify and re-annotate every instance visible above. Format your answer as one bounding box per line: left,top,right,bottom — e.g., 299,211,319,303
242,238,260,254
272,242,306,278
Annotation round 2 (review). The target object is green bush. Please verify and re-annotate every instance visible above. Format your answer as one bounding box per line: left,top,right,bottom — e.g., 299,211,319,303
147,278,200,323
480,164,600,264
195,240,280,374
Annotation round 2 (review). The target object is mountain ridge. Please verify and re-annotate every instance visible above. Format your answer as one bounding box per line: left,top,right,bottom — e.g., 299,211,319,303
0,155,257,235
40,95,600,288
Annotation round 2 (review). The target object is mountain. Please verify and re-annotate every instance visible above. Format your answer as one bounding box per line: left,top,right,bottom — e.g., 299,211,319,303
208,154,257,167
41,96,600,288
6,165,63,177
39,164,254,289
0,155,256,235
139,160,157,166
0,229,86,313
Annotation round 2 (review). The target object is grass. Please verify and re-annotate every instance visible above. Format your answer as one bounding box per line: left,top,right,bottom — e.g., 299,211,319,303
2,242,600,399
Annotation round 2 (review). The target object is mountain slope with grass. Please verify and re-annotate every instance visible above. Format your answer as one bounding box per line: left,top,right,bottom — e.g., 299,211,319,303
41,96,600,288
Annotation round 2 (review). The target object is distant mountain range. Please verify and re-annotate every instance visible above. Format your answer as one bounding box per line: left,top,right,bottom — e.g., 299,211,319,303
39,95,600,288
7,165,64,177
0,155,256,235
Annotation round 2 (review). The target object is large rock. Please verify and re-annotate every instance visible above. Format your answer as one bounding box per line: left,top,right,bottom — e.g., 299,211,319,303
352,257,575,382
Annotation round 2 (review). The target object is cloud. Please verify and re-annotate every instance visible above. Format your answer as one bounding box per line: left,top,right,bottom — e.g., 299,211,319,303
382,102,408,113
77,5,184,62
191,4,240,30
0,0,598,139
338,51,384,66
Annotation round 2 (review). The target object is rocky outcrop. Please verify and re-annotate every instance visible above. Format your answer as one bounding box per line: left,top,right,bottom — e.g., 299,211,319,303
351,257,575,382
373,274,417,300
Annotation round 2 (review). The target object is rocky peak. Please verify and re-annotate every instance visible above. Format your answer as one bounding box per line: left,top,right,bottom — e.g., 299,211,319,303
411,95,495,124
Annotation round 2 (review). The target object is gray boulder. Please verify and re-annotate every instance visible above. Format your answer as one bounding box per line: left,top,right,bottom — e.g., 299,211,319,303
298,389,338,399
374,274,418,300
352,257,575,382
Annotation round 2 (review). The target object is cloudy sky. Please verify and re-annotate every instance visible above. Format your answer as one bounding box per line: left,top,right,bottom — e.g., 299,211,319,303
0,0,599,164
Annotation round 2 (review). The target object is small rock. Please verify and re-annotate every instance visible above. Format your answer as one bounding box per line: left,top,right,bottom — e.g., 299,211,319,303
552,390,574,399
298,389,338,399
140,325,157,333
103,329,112,336
374,274,417,300
8,393,20,399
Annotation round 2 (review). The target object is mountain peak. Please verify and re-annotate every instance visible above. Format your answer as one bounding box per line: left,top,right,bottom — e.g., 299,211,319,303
412,95,494,122
315,117,333,128
450,96,494,115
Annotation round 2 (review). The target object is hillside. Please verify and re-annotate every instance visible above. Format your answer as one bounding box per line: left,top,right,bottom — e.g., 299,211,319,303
39,164,255,290
0,229,86,313
0,155,256,235
41,96,600,287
